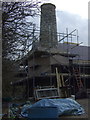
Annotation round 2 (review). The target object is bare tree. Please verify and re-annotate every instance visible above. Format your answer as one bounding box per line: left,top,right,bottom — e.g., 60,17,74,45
2,1,41,60
2,0,42,98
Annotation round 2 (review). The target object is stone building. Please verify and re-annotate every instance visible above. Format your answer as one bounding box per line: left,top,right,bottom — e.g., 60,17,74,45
11,3,90,99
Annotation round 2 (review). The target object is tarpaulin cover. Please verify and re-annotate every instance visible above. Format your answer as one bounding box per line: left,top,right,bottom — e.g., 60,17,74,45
21,98,85,118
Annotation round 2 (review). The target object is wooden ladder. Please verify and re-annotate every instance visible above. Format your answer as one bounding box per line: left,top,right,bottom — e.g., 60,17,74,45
73,67,83,89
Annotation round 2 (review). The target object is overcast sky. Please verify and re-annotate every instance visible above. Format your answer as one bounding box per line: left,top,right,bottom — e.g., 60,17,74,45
50,0,88,19
32,0,89,46
56,10,88,45
49,0,89,46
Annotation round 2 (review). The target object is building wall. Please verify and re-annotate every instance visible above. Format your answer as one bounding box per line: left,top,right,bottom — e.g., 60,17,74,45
28,56,51,77
50,55,69,65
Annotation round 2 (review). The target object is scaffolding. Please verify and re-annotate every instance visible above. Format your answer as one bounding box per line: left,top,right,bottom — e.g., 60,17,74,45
11,27,89,100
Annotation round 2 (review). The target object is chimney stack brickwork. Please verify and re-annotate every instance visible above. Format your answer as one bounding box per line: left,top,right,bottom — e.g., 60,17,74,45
40,3,58,48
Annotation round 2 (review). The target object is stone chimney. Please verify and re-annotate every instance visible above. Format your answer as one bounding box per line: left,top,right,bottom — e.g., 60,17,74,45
39,3,58,48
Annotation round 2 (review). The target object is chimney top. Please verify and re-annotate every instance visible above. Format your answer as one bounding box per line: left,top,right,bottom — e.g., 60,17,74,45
41,3,56,8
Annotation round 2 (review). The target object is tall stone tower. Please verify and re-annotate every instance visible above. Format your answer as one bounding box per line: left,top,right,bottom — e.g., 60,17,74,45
40,3,58,48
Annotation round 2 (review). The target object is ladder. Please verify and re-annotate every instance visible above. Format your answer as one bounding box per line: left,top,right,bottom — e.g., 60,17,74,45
73,67,83,89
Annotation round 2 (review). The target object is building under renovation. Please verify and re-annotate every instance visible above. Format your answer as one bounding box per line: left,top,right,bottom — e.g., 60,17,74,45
11,3,90,100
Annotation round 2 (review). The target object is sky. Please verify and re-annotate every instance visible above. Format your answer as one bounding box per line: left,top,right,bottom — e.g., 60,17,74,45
50,0,89,19
48,0,89,46
34,0,89,46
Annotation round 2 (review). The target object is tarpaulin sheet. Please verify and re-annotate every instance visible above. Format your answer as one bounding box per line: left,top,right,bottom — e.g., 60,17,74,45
21,98,85,118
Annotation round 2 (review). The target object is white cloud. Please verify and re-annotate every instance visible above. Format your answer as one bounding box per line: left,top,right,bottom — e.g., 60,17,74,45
33,2,88,46
49,0,89,19
56,10,88,46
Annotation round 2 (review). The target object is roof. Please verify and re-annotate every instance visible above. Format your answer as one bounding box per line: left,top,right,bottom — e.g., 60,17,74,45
19,43,90,66
57,43,90,61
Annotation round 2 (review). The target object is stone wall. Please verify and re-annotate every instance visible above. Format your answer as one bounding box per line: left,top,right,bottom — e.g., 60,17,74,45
40,3,58,48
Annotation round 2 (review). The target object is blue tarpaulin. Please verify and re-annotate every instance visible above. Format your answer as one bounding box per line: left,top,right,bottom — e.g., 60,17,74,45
21,98,85,118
